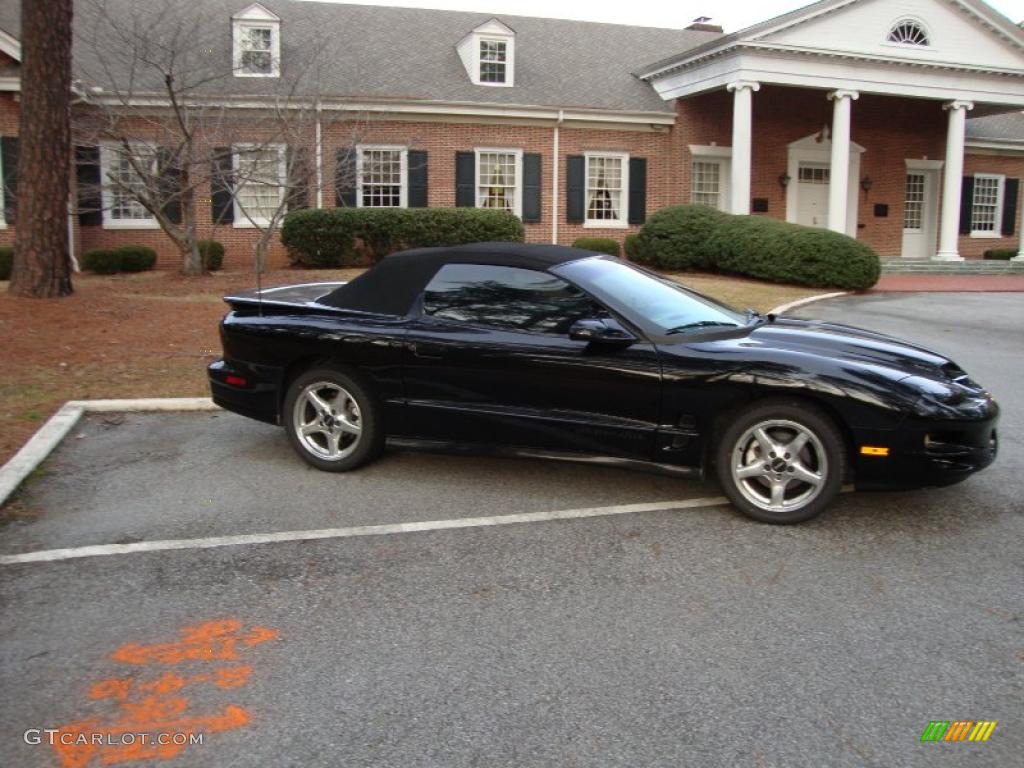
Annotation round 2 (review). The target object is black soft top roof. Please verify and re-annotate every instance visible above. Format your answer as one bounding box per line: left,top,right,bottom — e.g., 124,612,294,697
319,242,597,315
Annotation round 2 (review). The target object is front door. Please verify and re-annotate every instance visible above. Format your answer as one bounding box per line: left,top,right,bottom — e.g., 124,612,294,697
795,163,830,228
400,263,663,461
901,169,939,258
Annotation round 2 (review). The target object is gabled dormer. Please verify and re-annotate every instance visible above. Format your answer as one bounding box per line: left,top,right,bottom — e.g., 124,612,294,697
457,19,515,87
232,3,281,78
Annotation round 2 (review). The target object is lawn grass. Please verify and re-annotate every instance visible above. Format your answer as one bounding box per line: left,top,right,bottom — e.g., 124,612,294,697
0,267,827,466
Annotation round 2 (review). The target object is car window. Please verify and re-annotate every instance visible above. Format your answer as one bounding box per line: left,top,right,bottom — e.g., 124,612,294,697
422,264,604,334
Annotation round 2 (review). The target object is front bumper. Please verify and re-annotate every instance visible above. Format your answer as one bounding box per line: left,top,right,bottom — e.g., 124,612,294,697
208,359,281,425
852,404,999,491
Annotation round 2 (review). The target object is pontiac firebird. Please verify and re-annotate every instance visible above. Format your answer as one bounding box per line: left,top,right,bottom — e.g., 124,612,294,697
209,243,998,523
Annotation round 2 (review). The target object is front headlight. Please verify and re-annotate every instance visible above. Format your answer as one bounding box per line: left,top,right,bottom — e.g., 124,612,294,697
902,375,989,418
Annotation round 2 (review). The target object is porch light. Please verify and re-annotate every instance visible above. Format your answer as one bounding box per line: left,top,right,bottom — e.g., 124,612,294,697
778,172,791,189
860,175,874,194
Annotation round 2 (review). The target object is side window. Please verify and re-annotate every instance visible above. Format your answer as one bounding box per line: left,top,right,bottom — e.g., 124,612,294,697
423,264,603,334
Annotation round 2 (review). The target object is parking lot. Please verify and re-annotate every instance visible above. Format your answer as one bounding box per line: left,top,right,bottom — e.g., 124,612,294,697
1,291,1021,767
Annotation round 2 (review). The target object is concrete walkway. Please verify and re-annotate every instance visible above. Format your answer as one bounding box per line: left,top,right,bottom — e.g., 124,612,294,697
873,273,1024,291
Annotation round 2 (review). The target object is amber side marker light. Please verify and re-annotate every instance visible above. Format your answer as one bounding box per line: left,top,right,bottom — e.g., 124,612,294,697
860,446,890,457
225,375,248,387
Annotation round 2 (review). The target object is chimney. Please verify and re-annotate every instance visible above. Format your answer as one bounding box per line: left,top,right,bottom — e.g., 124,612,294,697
686,16,724,33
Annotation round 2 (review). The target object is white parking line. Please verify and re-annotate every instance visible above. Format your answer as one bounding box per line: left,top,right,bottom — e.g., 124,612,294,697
0,496,729,566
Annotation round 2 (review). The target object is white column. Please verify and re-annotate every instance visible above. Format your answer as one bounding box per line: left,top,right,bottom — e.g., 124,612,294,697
935,100,974,261
827,90,859,234
727,80,759,215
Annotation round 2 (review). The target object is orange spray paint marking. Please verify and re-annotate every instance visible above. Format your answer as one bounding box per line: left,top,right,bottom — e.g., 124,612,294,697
50,620,276,768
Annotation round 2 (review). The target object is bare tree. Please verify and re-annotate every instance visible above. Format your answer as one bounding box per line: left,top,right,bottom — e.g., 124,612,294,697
9,0,74,297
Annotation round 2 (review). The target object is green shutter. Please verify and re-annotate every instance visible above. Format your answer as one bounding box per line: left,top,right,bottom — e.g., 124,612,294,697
566,155,585,224
1001,178,1019,236
286,146,311,212
522,153,542,223
407,150,428,208
958,176,974,235
455,152,475,207
1,136,17,224
628,157,647,225
157,148,182,224
76,145,103,227
335,147,356,207
211,147,234,224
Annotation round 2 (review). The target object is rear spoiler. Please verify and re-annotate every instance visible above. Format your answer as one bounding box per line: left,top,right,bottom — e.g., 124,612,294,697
223,282,347,312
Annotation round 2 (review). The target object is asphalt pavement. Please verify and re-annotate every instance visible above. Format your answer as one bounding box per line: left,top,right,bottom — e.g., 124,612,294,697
0,291,1020,768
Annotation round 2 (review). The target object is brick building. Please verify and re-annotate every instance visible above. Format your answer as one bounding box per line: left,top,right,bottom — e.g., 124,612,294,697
0,0,1022,270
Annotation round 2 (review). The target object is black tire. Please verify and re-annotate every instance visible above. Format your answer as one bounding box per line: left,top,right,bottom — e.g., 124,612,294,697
714,400,846,524
282,365,384,472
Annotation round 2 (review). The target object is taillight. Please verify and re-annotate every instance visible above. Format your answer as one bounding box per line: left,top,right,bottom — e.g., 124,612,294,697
225,374,248,387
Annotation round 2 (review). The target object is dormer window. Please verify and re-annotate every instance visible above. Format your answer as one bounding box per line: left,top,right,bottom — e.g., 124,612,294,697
232,3,281,78
457,19,515,87
887,19,930,46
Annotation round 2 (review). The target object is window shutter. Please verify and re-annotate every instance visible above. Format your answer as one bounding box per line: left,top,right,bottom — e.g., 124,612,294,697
407,150,428,208
566,155,585,224
211,147,234,225
522,153,542,223
1,136,17,224
286,146,311,212
335,147,356,207
76,145,103,227
156,148,182,224
958,176,974,235
628,157,647,225
1001,178,1019,237
455,151,475,207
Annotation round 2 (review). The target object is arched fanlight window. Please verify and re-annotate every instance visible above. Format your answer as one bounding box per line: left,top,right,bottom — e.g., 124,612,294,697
887,19,930,46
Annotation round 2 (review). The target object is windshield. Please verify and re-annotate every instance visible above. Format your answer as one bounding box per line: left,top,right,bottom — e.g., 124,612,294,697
554,257,747,335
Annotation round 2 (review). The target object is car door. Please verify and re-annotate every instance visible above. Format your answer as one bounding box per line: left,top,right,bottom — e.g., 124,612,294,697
400,263,663,461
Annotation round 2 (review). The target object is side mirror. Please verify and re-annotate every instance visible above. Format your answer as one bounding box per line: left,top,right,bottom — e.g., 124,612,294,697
568,317,637,346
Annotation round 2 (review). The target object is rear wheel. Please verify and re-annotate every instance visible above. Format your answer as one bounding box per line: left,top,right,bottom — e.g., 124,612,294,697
715,401,845,524
283,366,383,472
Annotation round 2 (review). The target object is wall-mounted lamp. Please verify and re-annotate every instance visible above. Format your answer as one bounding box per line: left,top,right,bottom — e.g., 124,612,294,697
860,175,874,195
778,172,791,189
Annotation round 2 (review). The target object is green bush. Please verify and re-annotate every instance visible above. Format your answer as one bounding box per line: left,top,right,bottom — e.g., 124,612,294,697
115,245,157,272
571,237,620,257
630,205,727,269
983,248,1017,260
198,240,225,271
705,215,880,290
82,249,121,274
623,234,640,261
0,246,12,280
281,207,525,267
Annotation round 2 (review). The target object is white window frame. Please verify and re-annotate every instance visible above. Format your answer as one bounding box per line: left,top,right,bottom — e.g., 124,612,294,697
355,145,408,209
883,17,933,49
970,173,1004,239
99,142,159,230
583,151,629,229
233,21,280,78
477,36,514,87
474,147,522,218
232,142,286,228
689,145,732,212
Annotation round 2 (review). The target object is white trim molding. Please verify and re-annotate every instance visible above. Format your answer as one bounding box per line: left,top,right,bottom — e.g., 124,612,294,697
231,142,287,228
98,143,160,230
474,147,523,217
232,3,281,78
968,172,1005,238
355,144,408,209
582,151,630,229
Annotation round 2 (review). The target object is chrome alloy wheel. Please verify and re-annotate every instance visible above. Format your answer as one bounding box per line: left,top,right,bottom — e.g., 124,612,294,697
730,419,828,514
292,381,362,461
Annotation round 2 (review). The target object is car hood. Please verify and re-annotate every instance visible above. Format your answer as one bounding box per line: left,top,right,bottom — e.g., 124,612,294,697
741,317,959,380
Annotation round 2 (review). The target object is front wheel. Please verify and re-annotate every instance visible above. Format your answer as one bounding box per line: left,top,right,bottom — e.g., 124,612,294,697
283,366,384,472
715,401,846,524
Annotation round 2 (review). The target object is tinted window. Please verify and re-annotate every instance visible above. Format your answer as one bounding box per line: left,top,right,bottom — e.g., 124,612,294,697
423,264,603,334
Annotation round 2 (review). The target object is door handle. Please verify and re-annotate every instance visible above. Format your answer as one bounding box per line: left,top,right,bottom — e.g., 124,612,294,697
410,343,444,361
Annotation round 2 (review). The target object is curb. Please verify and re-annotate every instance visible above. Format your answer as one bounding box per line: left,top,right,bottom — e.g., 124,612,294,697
769,291,849,316
0,398,219,508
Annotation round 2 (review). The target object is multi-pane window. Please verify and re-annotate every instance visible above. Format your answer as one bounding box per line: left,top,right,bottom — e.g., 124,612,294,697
692,161,722,209
477,150,519,214
102,144,156,225
479,39,507,84
798,164,830,184
970,175,1003,235
887,20,929,46
586,154,627,225
238,26,274,75
359,148,405,207
903,173,925,231
234,146,284,225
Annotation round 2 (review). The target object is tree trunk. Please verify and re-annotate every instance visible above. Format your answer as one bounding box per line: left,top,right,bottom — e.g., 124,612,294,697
8,0,73,298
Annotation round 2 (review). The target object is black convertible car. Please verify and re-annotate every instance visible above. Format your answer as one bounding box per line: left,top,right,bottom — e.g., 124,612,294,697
209,242,998,523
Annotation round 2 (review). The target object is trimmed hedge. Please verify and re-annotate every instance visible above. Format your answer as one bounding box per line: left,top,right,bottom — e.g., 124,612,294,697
116,245,157,272
983,248,1017,260
623,234,640,261
630,205,880,290
82,249,121,274
198,240,225,271
571,237,620,257
0,246,12,280
282,207,525,267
